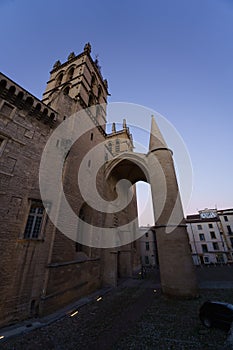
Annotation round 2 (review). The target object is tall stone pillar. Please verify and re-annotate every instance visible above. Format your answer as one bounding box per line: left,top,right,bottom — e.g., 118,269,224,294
148,116,198,298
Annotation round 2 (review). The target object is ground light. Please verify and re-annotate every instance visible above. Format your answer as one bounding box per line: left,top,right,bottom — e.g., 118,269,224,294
70,310,79,317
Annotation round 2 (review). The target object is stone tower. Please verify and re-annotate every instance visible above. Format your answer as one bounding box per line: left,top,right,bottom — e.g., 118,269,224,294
148,116,198,297
42,42,108,126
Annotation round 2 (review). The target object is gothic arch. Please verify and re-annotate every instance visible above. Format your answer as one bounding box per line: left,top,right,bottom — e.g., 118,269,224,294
104,117,198,298
105,152,149,185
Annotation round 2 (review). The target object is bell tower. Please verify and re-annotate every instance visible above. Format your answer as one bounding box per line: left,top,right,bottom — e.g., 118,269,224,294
42,43,108,126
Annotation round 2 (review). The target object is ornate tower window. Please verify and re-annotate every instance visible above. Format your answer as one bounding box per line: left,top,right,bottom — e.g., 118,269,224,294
88,93,95,106
63,86,70,95
56,73,63,87
67,67,74,81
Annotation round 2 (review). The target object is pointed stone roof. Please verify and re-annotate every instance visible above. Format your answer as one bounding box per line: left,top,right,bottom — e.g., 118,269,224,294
149,115,167,151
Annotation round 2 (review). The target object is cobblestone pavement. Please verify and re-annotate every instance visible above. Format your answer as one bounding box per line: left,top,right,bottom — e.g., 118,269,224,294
1,277,233,350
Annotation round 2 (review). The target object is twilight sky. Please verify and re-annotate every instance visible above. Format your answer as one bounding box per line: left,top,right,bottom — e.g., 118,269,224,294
0,0,233,225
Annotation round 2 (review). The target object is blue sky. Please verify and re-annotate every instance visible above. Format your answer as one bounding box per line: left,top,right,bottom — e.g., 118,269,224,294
1,0,233,224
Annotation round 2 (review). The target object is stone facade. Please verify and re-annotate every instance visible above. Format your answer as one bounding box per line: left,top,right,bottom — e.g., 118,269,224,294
0,43,140,327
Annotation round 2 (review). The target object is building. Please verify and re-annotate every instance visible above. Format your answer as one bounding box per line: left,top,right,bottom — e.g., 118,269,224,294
0,42,200,326
0,43,140,327
138,226,158,267
186,208,233,265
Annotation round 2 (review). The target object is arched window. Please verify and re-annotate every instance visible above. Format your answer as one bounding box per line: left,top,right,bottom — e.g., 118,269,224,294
115,140,120,153
98,85,102,99
63,86,70,95
91,74,96,87
88,93,95,106
67,67,74,81
108,141,112,153
56,73,63,87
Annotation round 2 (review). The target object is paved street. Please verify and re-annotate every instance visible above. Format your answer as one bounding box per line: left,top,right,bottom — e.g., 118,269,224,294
1,275,233,350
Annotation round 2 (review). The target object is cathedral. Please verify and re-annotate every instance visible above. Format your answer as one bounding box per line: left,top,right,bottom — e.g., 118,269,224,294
0,42,198,328
0,43,140,327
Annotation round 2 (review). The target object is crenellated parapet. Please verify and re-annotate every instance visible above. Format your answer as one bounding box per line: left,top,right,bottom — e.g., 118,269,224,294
0,73,58,127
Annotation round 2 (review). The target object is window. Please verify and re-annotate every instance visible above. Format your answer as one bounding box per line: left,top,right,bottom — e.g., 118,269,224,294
201,244,208,253
88,93,95,106
63,86,70,95
146,242,150,251
208,224,213,229
224,216,228,222
24,201,45,239
197,224,202,230
204,256,209,263
108,141,112,153
199,233,205,241
145,232,148,238
210,231,216,239
115,140,120,153
91,74,97,86
227,225,232,234
213,242,219,250
90,132,93,141
145,256,149,265
230,238,233,249
98,86,102,99
56,73,63,86
67,67,74,81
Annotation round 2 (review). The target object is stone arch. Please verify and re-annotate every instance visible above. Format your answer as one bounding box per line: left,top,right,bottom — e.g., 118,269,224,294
105,152,149,186
63,85,70,95
67,66,75,81
55,72,64,87
91,73,97,87
105,143,198,298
